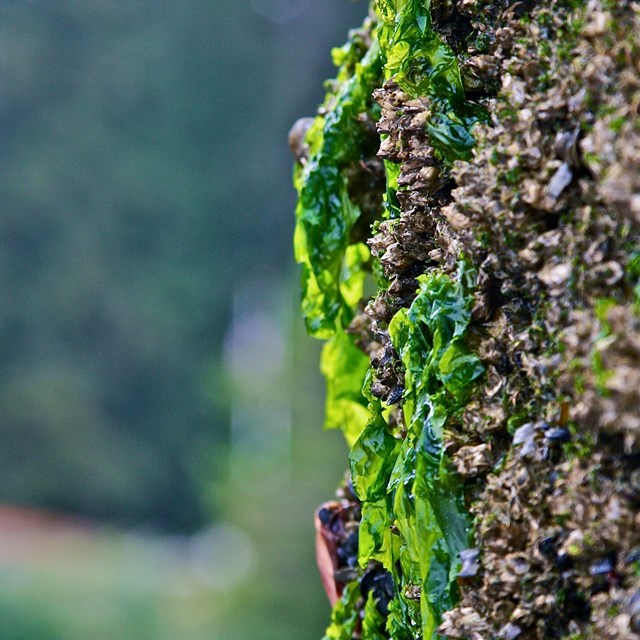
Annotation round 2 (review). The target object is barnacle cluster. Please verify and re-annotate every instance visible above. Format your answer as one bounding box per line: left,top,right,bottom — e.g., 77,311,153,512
292,1,640,638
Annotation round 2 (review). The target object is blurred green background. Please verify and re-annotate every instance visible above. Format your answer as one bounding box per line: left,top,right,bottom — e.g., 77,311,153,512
0,0,366,637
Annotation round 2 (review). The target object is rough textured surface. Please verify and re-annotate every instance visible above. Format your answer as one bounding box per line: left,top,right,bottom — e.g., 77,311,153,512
296,0,640,638
435,1,640,638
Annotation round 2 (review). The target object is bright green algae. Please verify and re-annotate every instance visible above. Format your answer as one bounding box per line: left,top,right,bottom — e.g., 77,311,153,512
349,263,483,639
293,25,382,340
321,265,484,640
293,21,382,446
294,3,487,639
321,316,371,447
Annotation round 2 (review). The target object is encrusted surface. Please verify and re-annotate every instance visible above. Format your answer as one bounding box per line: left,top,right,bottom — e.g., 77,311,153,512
435,1,640,637
298,0,640,637
370,0,640,636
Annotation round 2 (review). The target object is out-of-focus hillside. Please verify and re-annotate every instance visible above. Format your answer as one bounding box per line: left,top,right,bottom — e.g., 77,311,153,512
0,1,368,638
0,0,364,530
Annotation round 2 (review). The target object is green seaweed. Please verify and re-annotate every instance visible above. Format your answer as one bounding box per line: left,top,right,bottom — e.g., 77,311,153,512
294,25,383,339
382,160,402,220
321,323,371,446
349,263,483,639
362,593,389,640
323,582,362,640
351,403,401,503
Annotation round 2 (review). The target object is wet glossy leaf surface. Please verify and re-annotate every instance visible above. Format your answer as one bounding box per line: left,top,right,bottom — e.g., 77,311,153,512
294,31,382,338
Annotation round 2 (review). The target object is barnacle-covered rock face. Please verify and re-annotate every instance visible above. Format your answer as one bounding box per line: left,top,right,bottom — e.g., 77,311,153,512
293,1,640,638
435,1,640,638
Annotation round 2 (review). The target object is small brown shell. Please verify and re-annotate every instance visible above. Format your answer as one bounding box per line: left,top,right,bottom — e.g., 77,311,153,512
314,499,360,605
288,117,315,164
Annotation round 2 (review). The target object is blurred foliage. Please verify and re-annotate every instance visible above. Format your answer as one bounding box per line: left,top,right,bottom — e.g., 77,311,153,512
0,0,364,531
0,531,223,640
0,1,370,638
0,290,349,639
